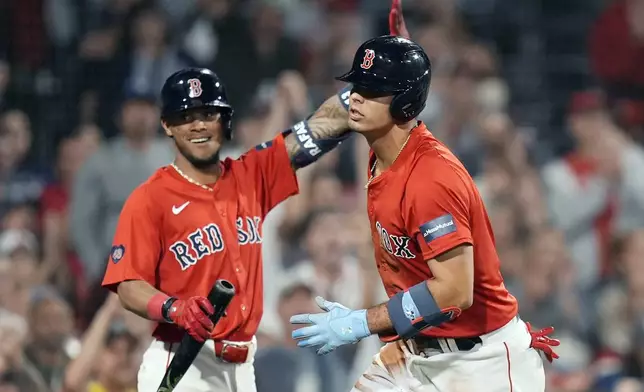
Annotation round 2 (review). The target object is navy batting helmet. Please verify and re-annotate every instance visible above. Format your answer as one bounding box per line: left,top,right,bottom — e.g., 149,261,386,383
336,35,431,123
160,68,234,140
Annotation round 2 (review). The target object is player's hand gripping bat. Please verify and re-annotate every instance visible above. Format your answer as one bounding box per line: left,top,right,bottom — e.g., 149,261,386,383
156,279,236,392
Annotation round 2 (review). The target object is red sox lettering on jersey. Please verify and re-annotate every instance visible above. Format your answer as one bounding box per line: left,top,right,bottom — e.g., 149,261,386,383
368,122,519,339
103,132,300,345
169,217,262,271
375,221,415,259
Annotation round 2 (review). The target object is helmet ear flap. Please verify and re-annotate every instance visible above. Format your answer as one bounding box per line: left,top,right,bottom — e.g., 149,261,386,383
221,109,234,140
389,75,430,122
390,87,425,123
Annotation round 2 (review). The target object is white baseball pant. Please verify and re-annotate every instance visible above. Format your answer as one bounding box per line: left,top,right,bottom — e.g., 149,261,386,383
352,316,545,392
137,337,257,392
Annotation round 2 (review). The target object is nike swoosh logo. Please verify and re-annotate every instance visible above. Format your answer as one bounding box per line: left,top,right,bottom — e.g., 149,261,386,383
172,201,190,215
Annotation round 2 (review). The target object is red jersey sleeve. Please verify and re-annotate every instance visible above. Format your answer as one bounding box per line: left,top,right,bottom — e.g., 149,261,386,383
101,185,162,292
237,132,299,216
403,164,473,261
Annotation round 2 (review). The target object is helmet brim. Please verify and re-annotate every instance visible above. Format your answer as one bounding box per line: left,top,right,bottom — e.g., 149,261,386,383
335,70,355,84
335,70,407,94
161,100,233,119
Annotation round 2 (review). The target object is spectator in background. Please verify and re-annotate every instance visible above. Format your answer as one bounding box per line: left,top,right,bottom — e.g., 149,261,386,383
542,90,644,293
255,278,349,392
0,309,47,392
70,92,173,285
77,0,139,131
590,0,644,135
40,133,97,312
80,5,188,137
286,208,387,375
287,208,362,300
0,229,40,288
86,326,138,392
515,228,585,334
590,231,644,385
0,110,48,218
124,7,188,101
0,251,30,319
64,294,138,392
307,170,344,210
73,123,102,155
213,2,302,114
178,0,239,67
431,59,486,176
1,203,38,233
23,286,76,392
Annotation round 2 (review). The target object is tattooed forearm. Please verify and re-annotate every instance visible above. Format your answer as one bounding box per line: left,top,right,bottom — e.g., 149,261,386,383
283,94,351,169
305,94,350,142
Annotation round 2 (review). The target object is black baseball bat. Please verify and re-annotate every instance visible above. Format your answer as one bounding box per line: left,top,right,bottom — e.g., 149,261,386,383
156,279,236,392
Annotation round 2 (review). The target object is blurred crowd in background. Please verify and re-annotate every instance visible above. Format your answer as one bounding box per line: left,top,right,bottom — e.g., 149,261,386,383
0,0,644,391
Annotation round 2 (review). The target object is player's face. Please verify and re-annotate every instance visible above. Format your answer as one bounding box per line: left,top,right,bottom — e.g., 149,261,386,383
347,87,395,134
163,107,225,169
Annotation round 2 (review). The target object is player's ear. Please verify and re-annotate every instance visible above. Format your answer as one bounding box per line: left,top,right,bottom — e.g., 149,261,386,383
161,120,173,138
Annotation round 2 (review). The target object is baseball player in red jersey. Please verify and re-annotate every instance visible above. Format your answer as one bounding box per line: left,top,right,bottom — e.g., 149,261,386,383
290,32,560,392
101,68,352,391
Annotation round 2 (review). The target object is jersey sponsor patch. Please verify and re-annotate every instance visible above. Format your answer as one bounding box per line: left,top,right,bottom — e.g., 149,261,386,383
254,141,273,151
110,245,125,263
420,214,456,244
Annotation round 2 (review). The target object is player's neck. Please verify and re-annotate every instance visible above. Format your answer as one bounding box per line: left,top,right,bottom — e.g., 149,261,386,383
366,122,416,170
174,155,222,185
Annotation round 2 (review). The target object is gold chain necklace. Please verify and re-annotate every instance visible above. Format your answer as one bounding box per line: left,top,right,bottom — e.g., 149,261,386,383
364,133,412,189
170,163,213,192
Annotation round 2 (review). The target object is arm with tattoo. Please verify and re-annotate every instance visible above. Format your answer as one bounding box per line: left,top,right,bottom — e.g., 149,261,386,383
281,87,352,170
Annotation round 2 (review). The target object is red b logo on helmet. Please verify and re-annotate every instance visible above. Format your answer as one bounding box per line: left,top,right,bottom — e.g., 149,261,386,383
187,78,203,98
360,49,376,70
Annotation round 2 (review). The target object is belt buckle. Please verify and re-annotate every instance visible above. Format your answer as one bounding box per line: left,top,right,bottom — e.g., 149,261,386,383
220,342,248,363
220,342,233,363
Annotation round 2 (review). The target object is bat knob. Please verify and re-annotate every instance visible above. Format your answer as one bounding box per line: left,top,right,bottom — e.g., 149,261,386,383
216,279,235,292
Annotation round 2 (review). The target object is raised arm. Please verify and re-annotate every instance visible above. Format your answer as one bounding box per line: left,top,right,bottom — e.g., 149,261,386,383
282,88,351,171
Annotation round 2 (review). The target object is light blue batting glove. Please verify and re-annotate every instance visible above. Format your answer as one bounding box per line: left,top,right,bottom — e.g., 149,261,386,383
290,296,371,355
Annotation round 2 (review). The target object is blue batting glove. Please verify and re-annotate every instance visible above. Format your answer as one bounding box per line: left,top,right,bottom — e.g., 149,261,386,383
290,296,371,355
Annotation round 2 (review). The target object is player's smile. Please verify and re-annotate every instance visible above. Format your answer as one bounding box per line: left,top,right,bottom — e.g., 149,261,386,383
188,136,211,144
183,130,222,157
185,133,218,150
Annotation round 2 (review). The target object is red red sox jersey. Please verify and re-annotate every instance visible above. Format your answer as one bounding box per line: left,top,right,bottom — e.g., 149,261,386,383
367,122,518,338
102,133,298,343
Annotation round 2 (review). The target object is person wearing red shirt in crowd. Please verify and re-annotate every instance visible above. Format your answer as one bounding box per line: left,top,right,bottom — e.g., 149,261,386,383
40,130,100,313
589,0,644,135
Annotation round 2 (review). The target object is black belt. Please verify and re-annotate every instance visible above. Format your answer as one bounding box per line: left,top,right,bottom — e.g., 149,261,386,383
413,336,482,353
